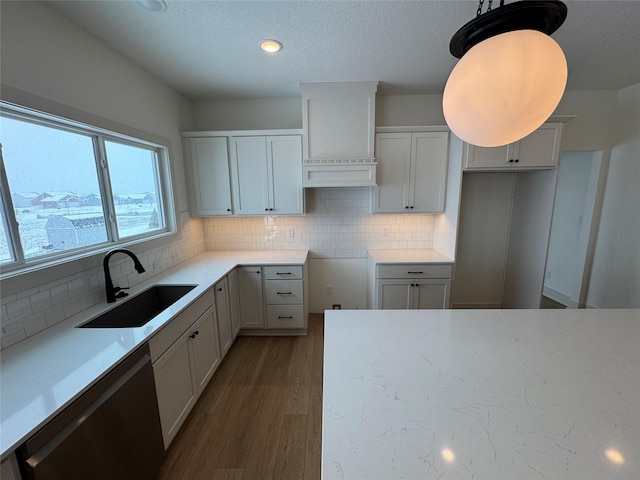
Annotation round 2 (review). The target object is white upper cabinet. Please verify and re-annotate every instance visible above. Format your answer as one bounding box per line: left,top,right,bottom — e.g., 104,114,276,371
268,136,304,214
374,131,449,213
230,135,303,215
464,123,563,170
187,137,232,215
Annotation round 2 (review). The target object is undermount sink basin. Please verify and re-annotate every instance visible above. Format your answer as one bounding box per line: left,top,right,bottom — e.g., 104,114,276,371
79,285,197,328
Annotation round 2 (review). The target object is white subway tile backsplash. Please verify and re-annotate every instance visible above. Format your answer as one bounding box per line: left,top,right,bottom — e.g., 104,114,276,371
44,304,65,327
50,284,69,305
6,297,32,320
204,187,435,259
30,291,52,313
24,312,47,337
0,216,206,350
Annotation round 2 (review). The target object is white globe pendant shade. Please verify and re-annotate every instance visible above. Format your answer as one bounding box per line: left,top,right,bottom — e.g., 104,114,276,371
443,29,567,147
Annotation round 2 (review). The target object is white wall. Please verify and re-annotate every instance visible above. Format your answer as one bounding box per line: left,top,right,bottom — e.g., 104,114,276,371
193,98,302,130
0,2,205,348
544,152,600,306
587,83,640,308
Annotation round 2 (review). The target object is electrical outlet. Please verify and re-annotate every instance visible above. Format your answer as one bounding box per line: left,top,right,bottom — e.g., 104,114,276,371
287,227,295,237
332,304,342,310
382,227,389,237
326,285,333,295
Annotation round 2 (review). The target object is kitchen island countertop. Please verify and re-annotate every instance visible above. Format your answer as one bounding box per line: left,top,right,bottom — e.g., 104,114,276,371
322,308,639,479
0,250,308,460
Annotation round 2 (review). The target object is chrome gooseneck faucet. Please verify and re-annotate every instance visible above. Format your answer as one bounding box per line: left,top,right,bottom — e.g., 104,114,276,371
103,249,146,303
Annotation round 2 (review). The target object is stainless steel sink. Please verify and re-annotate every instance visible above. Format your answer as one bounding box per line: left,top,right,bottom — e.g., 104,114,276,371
78,285,197,328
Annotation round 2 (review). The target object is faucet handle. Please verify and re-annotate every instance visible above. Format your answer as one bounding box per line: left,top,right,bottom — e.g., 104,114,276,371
115,290,129,299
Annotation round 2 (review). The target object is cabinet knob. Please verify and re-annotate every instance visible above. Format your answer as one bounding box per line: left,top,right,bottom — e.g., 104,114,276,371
509,159,514,163
189,330,199,339
227,208,231,212
265,208,269,211
405,206,409,209
410,206,414,209
514,159,519,163
217,287,223,292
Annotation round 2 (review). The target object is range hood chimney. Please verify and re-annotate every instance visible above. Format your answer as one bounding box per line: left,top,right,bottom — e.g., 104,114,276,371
300,82,378,187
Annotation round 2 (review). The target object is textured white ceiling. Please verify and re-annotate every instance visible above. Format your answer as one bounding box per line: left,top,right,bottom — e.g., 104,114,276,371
49,0,640,100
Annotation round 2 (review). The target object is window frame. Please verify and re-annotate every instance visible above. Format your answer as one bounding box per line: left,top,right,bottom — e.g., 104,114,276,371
0,101,177,277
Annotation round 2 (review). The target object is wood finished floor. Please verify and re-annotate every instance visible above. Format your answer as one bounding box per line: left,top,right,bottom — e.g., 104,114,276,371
157,313,324,480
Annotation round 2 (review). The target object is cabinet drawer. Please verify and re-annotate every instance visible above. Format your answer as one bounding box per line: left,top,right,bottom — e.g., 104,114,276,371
377,264,452,279
149,288,214,362
266,305,305,329
263,265,303,280
264,279,303,304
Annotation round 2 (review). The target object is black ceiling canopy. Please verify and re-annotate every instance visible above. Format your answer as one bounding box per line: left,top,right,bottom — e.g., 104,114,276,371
450,0,568,58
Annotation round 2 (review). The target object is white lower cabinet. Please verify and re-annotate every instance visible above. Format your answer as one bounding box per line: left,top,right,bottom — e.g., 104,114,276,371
264,265,306,329
237,266,265,328
227,268,241,339
149,289,220,449
369,263,452,309
214,277,233,358
377,279,451,309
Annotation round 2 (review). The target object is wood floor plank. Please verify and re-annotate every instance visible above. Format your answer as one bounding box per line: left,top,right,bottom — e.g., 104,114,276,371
158,314,325,480
303,393,323,480
272,414,309,480
211,468,244,480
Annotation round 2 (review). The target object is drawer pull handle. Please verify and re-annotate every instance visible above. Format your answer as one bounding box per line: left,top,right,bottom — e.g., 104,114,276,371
278,316,293,319
408,271,424,274
277,291,293,295
276,272,292,275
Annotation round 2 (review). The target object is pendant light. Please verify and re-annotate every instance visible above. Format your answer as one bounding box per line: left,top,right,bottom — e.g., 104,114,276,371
443,0,568,147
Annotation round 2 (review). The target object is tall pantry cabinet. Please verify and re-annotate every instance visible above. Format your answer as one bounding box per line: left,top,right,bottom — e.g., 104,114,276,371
452,123,564,309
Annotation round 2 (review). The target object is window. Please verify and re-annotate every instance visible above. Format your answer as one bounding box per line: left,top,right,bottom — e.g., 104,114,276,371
0,103,175,274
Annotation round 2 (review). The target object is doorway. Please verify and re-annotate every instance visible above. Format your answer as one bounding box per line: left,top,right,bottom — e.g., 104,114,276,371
543,151,605,308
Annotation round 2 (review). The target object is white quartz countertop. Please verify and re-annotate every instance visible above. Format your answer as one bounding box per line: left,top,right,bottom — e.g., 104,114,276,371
368,249,454,264
322,309,640,480
0,250,308,459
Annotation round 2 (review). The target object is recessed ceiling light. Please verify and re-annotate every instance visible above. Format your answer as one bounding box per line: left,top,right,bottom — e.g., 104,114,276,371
260,40,283,53
136,0,167,13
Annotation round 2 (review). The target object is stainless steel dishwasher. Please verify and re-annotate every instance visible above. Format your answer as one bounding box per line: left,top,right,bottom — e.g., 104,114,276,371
17,343,165,480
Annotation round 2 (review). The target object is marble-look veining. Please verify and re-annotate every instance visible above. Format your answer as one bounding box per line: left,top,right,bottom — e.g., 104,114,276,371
0,250,308,460
322,309,639,480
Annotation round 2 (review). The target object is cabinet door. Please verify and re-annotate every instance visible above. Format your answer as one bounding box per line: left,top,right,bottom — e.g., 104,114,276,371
214,277,233,357
465,143,511,169
514,124,562,168
465,123,562,170
227,268,241,339
237,266,264,328
229,136,270,214
410,132,448,212
373,133,412,212
267,135,303,214
153,332,197,448
189,137,232,215
377,279,412,309
190,307,221,392
414,280,451,309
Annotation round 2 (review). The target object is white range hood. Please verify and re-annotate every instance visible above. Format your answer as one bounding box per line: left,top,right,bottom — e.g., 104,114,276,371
300,81,378,187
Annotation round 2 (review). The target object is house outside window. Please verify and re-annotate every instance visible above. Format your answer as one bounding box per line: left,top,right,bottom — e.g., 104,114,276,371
0,102,176,275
